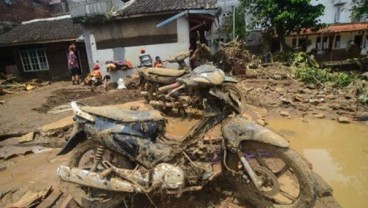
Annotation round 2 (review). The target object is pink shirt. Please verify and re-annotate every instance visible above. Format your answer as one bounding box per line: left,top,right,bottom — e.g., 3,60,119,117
68,51,79,69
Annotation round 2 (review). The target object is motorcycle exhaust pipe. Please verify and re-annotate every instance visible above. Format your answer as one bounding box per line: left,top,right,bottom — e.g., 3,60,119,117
149,101,181,108
57,166,142,193
158,83,180,93
140,91,148,96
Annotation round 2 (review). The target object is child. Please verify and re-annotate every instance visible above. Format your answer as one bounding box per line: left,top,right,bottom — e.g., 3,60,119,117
154,56,163,68
84,63,102,86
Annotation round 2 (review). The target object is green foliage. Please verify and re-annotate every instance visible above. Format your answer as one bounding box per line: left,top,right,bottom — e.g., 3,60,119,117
352,0,368,20
239,0,324,51
295,67,358,87
358,94,368,104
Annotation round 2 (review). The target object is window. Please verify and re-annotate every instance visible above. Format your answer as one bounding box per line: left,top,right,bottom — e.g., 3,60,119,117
316,37,322,50
4,0,15,5
322,37,328,50
334,5,343,23
292,38,297,48
19,48,49,72
335,35,341,48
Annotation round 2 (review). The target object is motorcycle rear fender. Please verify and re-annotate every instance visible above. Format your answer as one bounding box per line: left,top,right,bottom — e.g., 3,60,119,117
222,117,289,151
224,76,238,83
57,130,86,155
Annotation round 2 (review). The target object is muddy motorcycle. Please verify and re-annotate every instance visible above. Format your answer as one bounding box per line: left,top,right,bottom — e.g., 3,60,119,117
139,58,243,113
57,65,316,208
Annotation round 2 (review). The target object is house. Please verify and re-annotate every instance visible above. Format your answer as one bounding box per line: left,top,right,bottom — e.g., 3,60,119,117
68,0,220,80
0,15,88,80
285,0,368,61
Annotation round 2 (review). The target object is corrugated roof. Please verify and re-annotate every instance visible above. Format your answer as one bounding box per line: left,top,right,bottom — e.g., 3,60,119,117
0,16,83,46
116,0,218,16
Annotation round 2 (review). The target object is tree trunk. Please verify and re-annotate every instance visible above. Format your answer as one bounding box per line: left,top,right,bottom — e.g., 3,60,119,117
276,28,289,52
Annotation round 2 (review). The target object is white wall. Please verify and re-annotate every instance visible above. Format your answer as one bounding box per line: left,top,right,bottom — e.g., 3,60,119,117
311,0,354,24
83,16,190,82
286,31,365,53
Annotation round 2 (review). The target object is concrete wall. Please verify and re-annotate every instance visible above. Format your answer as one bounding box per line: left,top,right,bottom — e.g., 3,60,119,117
83,16,190,82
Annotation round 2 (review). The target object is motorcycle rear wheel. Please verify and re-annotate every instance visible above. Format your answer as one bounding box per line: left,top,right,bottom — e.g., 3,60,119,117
63,140,133,208
229,142,316,208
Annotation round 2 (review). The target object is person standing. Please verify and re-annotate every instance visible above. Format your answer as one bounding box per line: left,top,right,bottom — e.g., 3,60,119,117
190,41,211,67
139,48,153,67
68,43,81,84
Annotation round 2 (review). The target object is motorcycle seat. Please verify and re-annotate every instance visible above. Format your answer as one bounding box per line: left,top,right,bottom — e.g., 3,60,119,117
147,68,186,77
80,106,164,122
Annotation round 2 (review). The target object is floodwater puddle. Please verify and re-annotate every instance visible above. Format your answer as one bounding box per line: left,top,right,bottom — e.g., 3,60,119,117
268,119,368,208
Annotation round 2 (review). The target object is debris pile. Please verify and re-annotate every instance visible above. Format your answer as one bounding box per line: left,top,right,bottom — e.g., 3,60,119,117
213,38,251,74
0,74,50,95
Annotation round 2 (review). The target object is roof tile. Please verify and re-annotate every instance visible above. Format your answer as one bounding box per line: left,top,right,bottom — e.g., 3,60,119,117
117,0,218,16
0,17,83,46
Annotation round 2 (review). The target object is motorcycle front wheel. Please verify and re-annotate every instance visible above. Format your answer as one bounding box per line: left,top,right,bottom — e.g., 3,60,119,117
62,140,133,208
229,142,316,208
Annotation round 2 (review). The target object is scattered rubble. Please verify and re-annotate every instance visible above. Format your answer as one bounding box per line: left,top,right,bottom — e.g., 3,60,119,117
337,116,351,124
236,64,368,123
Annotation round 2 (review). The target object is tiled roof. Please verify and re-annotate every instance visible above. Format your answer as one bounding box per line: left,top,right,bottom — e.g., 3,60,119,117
116,0,218,16
294,22,368,35
320,22,368,33
0,16,83,46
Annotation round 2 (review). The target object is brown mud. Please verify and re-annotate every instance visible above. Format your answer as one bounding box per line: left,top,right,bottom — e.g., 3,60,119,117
1,65,366,207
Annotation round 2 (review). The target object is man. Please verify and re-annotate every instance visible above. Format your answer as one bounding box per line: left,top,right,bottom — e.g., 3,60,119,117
139,48,153,67
190,41,211,67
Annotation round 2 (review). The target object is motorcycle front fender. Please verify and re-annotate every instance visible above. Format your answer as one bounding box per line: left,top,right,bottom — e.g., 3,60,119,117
57,130,86,156
222,117,289,151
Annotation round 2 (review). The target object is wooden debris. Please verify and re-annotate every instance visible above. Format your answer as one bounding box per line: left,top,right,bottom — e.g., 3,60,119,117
37,189,62,208
6,190,45,208
58,194,73,208
17,132,35,143
0,145,53,160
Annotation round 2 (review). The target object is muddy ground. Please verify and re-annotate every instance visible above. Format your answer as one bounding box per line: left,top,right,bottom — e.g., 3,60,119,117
236,64,368,124
1,66,364,207
0,81,141,136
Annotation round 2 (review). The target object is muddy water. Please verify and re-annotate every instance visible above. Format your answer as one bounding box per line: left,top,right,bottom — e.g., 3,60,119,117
268,119,368,208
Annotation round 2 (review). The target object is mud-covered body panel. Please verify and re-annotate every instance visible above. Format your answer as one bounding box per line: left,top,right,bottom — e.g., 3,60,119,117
222,117,289,151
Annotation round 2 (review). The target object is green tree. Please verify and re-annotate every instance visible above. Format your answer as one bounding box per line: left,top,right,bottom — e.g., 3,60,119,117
218,7,247,41
240,0,324,51
352,0,368,20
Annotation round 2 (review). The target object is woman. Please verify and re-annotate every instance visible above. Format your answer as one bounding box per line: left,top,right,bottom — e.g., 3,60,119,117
68,44,81,84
